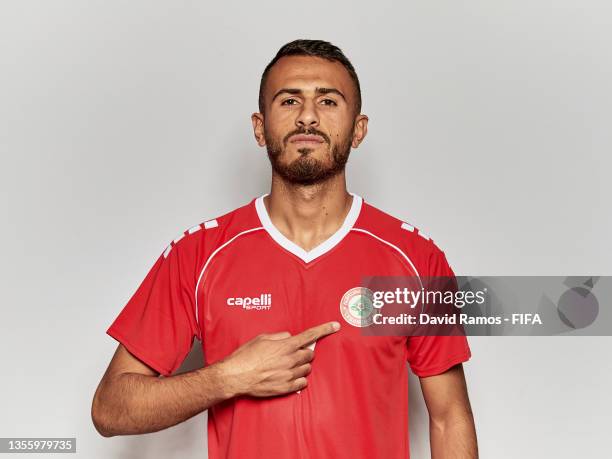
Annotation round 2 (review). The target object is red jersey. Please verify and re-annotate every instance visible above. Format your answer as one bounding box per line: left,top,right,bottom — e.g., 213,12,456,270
106,193,471,459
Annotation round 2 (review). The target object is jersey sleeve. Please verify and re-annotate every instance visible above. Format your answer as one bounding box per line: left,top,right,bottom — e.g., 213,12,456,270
106,236,200,377
406,248,472,377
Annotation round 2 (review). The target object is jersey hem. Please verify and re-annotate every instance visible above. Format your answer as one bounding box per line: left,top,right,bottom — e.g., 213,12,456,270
106,325,173,377
409,350,472,378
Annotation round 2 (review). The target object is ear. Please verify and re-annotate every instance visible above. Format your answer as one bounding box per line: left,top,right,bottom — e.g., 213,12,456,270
351,114,369,148
251,112,266,147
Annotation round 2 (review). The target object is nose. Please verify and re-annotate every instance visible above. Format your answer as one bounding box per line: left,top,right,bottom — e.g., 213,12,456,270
295,99,319,130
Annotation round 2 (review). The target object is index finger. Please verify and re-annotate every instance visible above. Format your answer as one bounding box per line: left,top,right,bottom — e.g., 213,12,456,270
286,321,341,349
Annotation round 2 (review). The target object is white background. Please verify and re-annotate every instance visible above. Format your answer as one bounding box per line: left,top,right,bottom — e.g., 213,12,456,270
1,1,611,457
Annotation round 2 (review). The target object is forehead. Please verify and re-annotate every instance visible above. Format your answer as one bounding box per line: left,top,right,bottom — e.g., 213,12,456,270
264,55,354,96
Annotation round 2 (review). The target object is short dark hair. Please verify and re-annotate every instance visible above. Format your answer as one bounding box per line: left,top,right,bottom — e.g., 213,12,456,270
258,39,362,116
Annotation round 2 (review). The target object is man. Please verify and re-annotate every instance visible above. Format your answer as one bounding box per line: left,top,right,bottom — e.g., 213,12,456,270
92,39,478,458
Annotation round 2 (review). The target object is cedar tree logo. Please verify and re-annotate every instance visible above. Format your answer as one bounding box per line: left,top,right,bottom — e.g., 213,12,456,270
340,287,375,327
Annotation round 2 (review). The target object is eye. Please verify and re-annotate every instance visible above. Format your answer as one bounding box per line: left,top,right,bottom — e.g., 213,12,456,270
321,99,338,106
281,98,298,105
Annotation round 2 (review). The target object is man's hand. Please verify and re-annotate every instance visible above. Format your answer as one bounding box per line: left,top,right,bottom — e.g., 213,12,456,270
217,321,341,397
91,321,340,437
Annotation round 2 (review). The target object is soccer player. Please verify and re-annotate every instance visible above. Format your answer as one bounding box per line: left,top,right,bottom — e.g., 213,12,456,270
92,39,478,458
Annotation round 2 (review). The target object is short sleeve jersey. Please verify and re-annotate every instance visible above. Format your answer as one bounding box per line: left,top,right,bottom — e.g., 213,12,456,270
106,193,471,459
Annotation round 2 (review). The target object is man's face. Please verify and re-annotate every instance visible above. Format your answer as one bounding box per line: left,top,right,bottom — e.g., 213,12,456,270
253,55,367,186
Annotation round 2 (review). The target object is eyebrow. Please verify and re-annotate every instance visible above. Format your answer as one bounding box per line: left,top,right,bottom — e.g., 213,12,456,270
271,87,347,103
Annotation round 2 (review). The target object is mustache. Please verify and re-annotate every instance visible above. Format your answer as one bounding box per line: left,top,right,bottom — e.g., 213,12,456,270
283,128,330,145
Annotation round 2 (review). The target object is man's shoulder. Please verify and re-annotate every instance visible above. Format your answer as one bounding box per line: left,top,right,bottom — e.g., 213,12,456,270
356,197,448,271
161,196,262,260
358,198,441,248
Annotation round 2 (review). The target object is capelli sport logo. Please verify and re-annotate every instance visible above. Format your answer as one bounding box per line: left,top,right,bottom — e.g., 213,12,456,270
226,294,272,311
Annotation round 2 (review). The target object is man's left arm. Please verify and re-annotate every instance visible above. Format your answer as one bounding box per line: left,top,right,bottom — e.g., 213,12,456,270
419,363,478,459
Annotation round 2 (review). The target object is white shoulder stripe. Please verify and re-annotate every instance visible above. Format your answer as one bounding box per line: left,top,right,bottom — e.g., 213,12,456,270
401,221,432,242
417,230,430,241
204,219,218,229
163,219,219,259
194,227,263,335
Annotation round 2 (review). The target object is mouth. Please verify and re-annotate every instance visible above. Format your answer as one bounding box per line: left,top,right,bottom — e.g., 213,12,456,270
289,134,325,145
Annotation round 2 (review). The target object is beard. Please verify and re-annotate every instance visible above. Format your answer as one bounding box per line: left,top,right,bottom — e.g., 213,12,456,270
265,127,352,186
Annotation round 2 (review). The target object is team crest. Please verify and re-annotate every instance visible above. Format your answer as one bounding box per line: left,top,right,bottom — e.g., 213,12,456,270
340,287,375,327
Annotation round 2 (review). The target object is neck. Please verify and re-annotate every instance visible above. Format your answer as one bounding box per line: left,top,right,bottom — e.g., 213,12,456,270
263,172,353,252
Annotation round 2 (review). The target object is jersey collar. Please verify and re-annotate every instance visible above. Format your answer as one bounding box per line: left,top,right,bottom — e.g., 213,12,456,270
254,192,363,264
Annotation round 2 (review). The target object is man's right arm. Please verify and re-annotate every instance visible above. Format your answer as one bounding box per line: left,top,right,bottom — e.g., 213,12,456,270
91,321,340,437
91,344,231,437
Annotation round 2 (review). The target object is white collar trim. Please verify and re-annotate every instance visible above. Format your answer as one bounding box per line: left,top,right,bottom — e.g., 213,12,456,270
255,192,363,263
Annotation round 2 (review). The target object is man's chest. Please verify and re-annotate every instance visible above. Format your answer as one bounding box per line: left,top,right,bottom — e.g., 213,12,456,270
197,238,415,365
